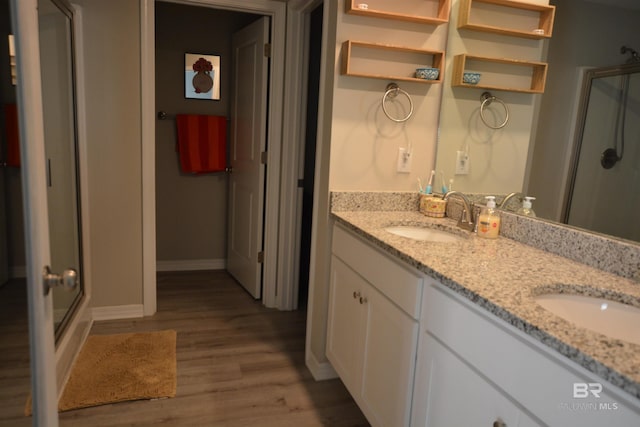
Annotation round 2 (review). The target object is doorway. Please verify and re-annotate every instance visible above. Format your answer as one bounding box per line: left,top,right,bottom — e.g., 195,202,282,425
150,0,320,311
154,2,264,294
297,2,323,309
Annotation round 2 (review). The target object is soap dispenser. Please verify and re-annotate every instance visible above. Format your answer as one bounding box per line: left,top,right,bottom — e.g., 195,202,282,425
516,196,536,217
477,196,501,239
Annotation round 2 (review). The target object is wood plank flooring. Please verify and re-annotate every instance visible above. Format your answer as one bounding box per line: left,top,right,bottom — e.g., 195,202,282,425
0,271,369,426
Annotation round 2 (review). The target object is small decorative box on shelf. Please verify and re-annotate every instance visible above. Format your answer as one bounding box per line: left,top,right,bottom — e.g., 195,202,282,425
345,0,451,25
341,40,445,84
458,0,555,39
452,54,548,94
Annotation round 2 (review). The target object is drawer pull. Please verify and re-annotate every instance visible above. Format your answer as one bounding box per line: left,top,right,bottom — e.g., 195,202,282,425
359,296,368,304
353,291,361,299
493,420,506,427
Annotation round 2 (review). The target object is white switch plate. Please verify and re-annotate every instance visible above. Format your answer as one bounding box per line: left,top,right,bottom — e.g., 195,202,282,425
455,150,469,175
397,147,412,173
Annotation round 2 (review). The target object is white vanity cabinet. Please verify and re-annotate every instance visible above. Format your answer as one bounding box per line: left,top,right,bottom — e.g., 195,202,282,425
412,282,640,427
416,334,540,426
327,224,424,427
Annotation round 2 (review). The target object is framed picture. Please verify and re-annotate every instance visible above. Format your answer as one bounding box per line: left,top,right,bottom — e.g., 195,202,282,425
185,53,220,100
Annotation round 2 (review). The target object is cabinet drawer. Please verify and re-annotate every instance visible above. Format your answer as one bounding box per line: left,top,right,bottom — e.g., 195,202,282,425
417,334,538,427
332,224,423,319
423,283,640,426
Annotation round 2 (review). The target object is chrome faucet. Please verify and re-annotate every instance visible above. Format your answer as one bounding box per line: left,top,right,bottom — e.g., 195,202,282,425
499,192,524,210
442,191,475,232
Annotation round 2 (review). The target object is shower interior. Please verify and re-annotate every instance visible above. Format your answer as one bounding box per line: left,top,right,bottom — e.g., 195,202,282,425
563,48,640,242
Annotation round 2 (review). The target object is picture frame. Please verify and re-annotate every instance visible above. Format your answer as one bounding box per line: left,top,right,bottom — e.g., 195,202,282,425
185,53,221,100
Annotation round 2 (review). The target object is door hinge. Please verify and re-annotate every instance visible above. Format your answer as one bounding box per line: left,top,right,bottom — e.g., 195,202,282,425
264,43,271,58
257,251,264,263
261,151,268,164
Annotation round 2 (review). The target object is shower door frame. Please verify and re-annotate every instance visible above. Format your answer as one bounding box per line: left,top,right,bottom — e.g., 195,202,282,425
561,62,640,224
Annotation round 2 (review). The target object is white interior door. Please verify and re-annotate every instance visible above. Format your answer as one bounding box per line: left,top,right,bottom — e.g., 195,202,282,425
10,0,59,424
227,17,269,299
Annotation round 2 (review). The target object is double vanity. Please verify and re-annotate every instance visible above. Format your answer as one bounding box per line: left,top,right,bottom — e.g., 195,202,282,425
326,192,640,427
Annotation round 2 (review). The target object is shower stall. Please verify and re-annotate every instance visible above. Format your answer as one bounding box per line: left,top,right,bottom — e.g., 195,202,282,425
563,55,640,242
0,0,84,340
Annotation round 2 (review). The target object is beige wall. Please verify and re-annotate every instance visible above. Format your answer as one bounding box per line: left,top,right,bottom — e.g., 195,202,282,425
75,0,143,307
155,3,258,264
435,0,547,195
329,2,448,191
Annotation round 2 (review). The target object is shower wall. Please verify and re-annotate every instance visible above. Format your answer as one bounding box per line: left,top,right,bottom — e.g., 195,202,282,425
567,72,640,242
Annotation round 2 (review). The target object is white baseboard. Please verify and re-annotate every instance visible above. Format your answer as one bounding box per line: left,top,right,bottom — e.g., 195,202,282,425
306,350,338,381
92,304,144,321
156,258,226,272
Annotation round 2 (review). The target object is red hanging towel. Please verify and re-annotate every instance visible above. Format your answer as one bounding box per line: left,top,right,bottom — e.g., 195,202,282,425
4,104,20,167
175,114,227,174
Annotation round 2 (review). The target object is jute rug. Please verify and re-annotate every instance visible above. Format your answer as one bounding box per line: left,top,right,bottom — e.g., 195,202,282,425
26,329,177,414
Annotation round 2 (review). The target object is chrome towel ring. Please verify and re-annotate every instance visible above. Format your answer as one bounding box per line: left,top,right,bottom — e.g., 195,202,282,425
480,91,509,129
382,83,413,123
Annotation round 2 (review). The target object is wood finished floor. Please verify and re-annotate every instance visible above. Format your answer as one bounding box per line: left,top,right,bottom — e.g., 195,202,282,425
0,271,369,426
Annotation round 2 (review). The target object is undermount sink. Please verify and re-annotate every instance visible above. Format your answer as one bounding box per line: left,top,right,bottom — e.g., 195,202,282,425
384,225,465,243
535,293,640,345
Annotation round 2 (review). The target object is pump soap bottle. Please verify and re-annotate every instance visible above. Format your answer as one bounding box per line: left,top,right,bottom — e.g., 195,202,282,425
516,196,536,217
477,196,501,239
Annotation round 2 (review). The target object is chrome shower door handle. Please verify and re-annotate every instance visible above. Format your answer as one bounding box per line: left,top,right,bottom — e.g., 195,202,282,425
43,266,79,295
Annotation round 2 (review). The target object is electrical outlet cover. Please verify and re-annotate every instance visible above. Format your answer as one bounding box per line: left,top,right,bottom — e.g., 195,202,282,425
455,150,469,175
397,147,412,173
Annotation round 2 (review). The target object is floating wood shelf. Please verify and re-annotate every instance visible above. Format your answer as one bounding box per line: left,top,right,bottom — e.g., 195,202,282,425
341,41,445,84
345,0,450,25
458,0,555,39
452,54,547,93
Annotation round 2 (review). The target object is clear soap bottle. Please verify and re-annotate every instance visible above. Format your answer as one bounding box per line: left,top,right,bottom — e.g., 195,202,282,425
477,196,501,239
516,196,536,217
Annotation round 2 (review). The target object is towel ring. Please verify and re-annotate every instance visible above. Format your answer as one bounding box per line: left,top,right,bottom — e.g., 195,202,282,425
480,92,509,129
382,83,413,123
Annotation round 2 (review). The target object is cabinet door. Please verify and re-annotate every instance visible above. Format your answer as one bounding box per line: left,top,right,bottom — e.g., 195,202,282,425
360,284,419,427
418,334,539,427
326,256,365,394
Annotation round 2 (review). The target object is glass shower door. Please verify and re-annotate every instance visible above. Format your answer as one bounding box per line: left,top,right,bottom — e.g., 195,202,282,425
38,0,83,339
566,65,640,242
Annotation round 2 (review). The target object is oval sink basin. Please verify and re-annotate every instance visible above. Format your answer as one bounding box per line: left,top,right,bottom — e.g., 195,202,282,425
535,294,640,345
384,225,465,243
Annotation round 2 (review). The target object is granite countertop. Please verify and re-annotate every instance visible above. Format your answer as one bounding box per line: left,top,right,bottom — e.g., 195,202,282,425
331,210,640,400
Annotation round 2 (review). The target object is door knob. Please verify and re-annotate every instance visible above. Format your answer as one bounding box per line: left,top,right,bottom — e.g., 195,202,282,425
43,266,79,295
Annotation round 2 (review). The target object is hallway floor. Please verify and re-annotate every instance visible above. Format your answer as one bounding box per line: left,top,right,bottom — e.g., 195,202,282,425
0,270,369,426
